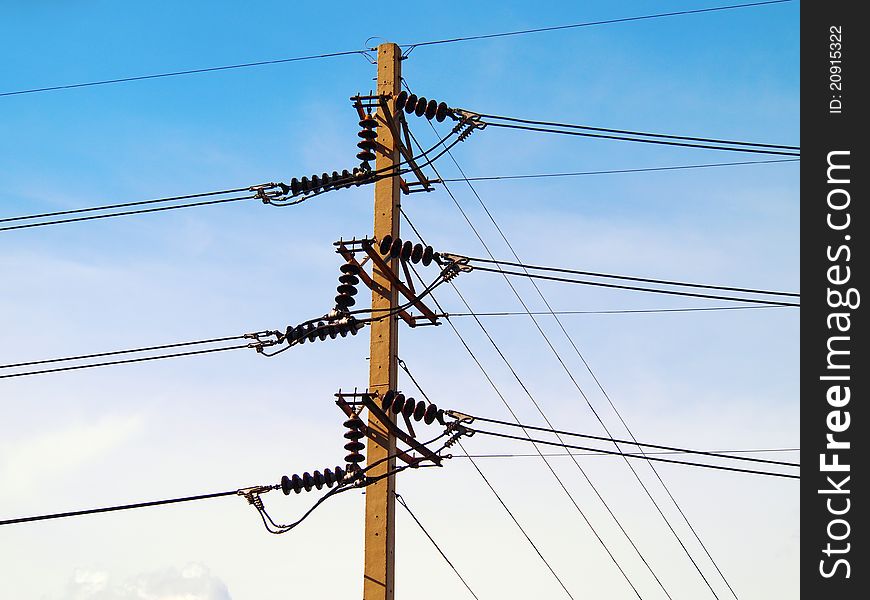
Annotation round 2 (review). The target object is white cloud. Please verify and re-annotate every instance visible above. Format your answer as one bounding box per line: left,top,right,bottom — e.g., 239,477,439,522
60,564,230,600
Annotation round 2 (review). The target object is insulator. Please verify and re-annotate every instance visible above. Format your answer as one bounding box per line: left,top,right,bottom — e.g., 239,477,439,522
379,235,393,256
410,243,424,264
421,245,435,266
359,116,378,129
404,94,418,114
310,175,321,192
389,238,403,259
358,128,378,140
340,263,361,276
435,102,450,122
335,293,356,309
395,90,408,112
300,176,311,193
327,323,339,339
336,283,358,297
414,97,427,117
337,169,353,189
336,316,361,337
338,274,359,286
402,397,416,419
413,400,426,421
281,466,346,494
316,321,328,341
381,389,395,411
290,177,302,196
425,99,438,120
423,403,439,425
321,172,332,191
357,138,377,152
400,240,413,261
305,323,318,342
344,428,365,441
391,392,406,414
357,149,376,162
343,416,366,465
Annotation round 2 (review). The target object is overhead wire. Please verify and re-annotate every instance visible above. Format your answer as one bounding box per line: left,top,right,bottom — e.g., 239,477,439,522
401,222,652,600
474,113,799,151
462,256,799,298
442,305,789,317
480,121,799,157
457,414,799,468
399,1,795,50
435,158,800,182
470,266,800,307
1,1,795,99
458,448,800,459
395,493,481,600
469,429,799,480
409,105,727,599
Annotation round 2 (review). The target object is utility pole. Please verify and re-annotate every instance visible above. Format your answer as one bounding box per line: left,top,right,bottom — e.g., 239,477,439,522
364,42,401,600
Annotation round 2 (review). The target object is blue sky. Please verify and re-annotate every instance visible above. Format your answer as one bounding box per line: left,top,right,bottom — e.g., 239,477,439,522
1,2,798,599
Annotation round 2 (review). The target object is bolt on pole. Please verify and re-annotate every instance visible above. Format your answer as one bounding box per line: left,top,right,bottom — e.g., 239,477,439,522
364,42,401,600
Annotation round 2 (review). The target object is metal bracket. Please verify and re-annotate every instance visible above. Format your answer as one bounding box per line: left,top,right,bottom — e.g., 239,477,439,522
362,394,443,466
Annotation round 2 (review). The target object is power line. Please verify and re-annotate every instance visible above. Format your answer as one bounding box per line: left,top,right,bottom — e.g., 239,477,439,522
459,414,799,468
415,108,729,598
0,194,258,233
404,128,664,599
395,493,480,600
1,2,795,99
475,113,799,151
458,448,800,459
0,489,241,526
482,121,799,157
471,265,801,307
0,187,251,224
462,256,799,298
0,49,370,98
436,158,800,182
400,1,795,50
469,429,799,480
443,305,789,317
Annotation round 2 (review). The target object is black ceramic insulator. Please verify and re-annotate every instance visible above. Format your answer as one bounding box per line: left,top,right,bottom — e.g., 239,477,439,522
335,294,356,309
381,389,396,411
413,401,426,422
414,97,427,117
317,322,328,341
290,178,302,196
336,284,358,297
435,102,450,122
340,263,361,275
379,235,393,256
344,428,365,440
404,94,418,114
359,116,377,129
338,274,359,286
402,398,416,419
391,393,406,414
425,99,438,120
389,238,403,259
410,243,424,264
421,245,434,266
395,90,408,112
423,403,438,425
358,128,377,140
357,150,376,162
400,240,413,261
357,139,377,152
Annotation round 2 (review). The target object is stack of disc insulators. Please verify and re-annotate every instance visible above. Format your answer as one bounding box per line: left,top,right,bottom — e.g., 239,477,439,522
284,317,360,345
281,466,347,495
335,263,361,310
343,416,366,466
394,91,453,123
290,169,363,196
381,390,445,426
357,114,378,163
378,235,438,266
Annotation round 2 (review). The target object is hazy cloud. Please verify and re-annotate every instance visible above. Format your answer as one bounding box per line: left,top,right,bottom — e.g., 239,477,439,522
61,564,230,600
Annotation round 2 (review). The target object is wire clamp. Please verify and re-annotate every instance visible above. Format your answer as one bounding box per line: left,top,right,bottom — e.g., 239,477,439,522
250,182,291,205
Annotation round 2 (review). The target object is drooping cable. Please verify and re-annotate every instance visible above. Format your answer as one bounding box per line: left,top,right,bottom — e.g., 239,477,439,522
481,121,799,157
475,113,799,151
456,414,799,468
468,429,799,480
395,493,481,600
470,266,800,307
462,257,798,298
428,122,742,599
405,119,678,598
435,158,799,182
399,1,795,51
401,261,648,600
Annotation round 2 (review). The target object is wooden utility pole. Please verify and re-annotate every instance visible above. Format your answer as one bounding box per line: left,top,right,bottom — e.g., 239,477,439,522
364,42,401,600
